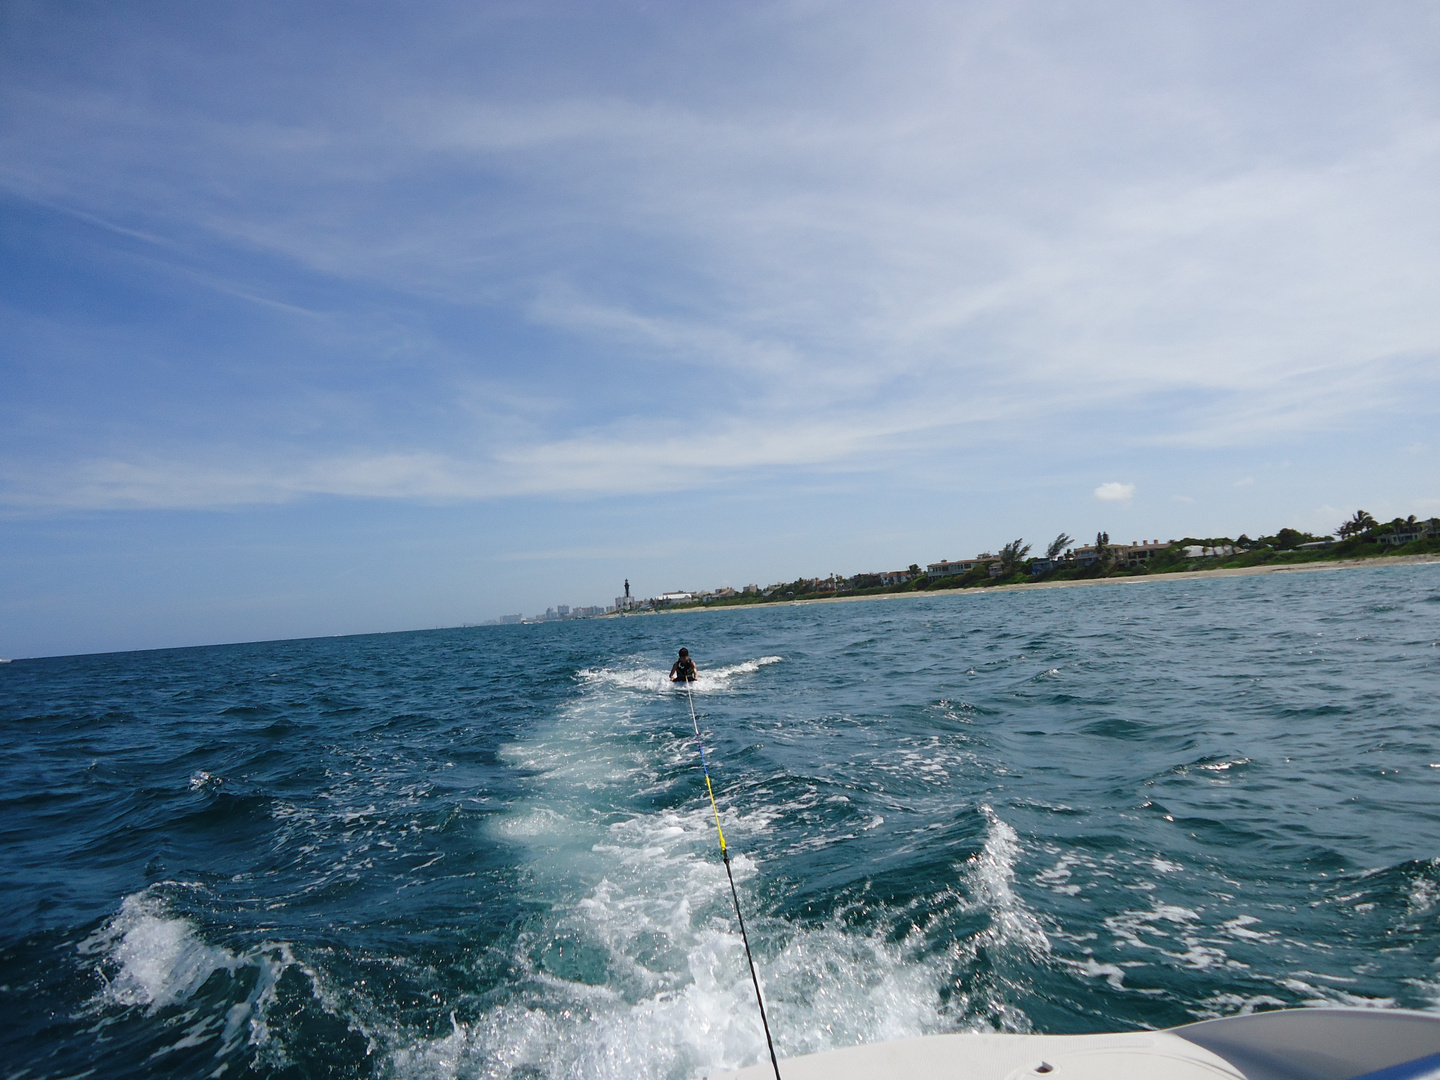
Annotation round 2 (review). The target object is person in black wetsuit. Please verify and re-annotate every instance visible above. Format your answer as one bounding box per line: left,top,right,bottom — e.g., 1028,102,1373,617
669,648,697,683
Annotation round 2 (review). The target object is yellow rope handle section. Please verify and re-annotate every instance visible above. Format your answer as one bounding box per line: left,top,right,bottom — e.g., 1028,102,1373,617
686,681,727,853
705,770,727,853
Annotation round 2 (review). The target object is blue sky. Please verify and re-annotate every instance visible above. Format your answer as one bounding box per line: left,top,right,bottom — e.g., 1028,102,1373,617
2,0,1438,657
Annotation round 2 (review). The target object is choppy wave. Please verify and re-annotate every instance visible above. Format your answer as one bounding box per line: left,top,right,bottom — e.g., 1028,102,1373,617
83,888,246,1012
76,885,318,1069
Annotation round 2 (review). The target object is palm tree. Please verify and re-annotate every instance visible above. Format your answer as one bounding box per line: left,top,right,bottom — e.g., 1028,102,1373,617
1094,531,1113,573
1337,510,1377,539
999,538,1032,574
1046,533,1074,560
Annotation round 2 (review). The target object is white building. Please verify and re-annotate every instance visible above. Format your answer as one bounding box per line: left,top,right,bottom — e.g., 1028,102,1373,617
926,558,992,580
1379,519,1439,546
1180,544,1237,559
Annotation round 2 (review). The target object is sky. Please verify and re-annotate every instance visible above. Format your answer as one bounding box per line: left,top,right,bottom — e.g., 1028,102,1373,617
2,0,1438,657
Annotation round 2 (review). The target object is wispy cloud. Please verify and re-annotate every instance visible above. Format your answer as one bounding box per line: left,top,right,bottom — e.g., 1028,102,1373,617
0,453,488,511
2,3,1439,513
1,397,1006,510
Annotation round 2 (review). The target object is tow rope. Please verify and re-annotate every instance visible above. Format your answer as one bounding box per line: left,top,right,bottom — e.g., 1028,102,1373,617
684,677,782,1080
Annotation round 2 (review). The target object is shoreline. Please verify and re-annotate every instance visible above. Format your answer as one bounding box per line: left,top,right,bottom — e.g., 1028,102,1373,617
633,552,1440,616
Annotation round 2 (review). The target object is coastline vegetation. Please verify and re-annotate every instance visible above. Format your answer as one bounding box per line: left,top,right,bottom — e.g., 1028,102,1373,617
652,512,1440,612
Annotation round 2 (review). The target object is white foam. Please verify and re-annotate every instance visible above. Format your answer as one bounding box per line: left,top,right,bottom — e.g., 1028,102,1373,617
394,799,959,1078
1072,957,1128,989
397,657,1060,1079
958,807,1051,960
1276,976,1396,1010
1035,853,1083,896
80,886,313,1065
81,890,241,1012
1407,866,1439,916
578,656,783,695
1221,915,1275,943
1191,991,1290,1019
1194,758,1250,778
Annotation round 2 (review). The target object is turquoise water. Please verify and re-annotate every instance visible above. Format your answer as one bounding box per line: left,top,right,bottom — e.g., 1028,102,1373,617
3,564,1439,1079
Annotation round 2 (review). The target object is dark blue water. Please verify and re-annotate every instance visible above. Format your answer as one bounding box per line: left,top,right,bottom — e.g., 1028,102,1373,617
3,564,1439,1079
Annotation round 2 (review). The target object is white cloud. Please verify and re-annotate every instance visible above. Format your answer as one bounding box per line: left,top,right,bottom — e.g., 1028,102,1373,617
1095,482,1136,503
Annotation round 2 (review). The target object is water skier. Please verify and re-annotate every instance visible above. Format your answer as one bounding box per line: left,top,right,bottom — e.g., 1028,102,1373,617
669,647,697,683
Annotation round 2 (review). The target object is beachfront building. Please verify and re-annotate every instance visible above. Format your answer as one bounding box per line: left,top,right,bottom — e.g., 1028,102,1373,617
658,591,693,605
1075,540,1173,566
877,569,912,586
1179,544,1239,559
1378,518,1440,546
1121,540,1171,566
926,558,990,580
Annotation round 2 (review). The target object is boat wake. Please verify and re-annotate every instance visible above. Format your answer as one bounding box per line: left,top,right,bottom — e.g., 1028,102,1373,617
577,655,783,695
382,656,1047,1079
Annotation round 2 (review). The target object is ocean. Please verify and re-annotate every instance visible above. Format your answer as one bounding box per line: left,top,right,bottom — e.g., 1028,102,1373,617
3,563,1439,1080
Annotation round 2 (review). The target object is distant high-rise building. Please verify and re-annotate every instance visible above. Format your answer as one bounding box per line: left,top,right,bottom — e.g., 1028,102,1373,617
556,605,569,617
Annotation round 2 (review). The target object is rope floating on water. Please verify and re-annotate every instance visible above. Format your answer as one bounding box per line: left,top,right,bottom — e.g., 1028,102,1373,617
684,677,782,1080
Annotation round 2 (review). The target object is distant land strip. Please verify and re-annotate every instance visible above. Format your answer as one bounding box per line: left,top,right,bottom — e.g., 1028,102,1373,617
497,515,1440,624
651,552,1440,616
614,513,1440,619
